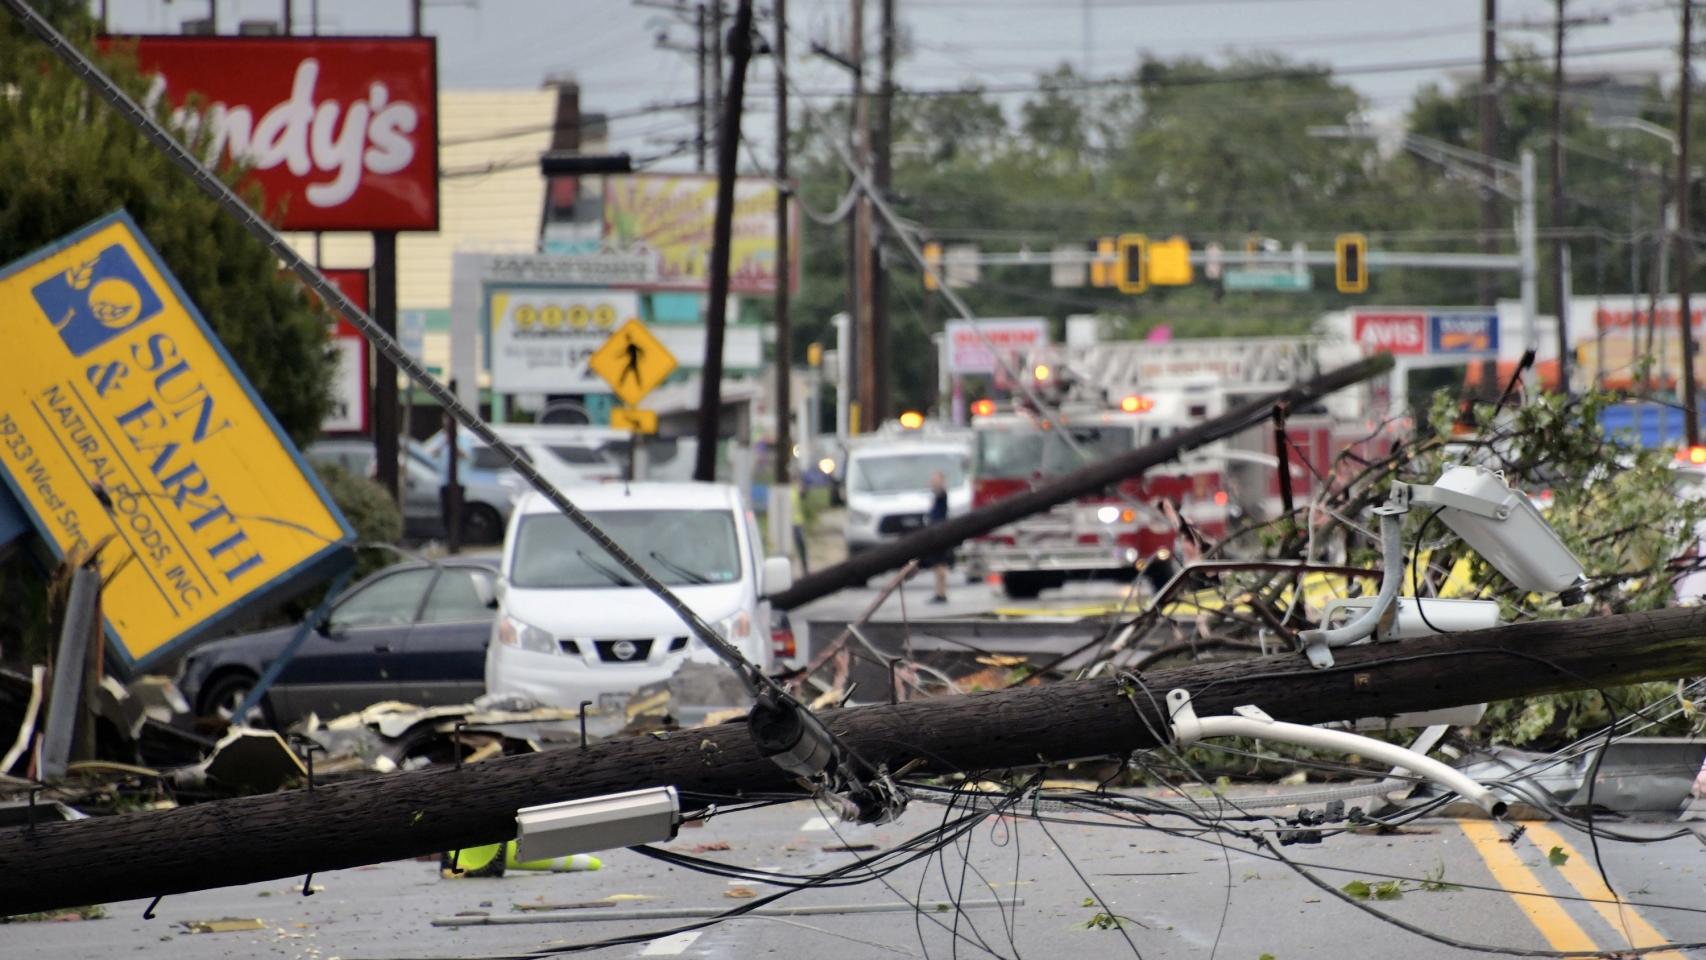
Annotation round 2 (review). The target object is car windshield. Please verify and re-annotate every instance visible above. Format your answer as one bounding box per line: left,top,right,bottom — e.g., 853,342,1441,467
849,452,967,493
1040,425,1135,475
976,428,1045,479
471,444,532,470
509,509,742,589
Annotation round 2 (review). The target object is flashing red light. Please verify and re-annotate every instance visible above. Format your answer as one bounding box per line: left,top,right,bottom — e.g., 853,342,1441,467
971,398,996,417
1680,446,1706,465
1120,394,1154,413
1213,490,1229,506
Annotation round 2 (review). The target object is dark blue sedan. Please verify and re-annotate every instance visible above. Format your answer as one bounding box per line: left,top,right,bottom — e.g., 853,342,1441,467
177,558,500,727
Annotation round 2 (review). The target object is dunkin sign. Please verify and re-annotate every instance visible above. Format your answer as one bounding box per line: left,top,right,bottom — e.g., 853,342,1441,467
106,36,439,232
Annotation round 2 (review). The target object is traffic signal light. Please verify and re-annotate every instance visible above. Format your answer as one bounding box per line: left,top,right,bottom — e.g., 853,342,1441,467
1116,234,1148,293
1148,235,1193,286
1335,233,1368,294
923,241,943,291
1090,237,1116,287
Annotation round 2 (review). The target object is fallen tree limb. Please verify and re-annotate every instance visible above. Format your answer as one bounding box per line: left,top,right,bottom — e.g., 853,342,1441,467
4,605,1705,914
770,353,1394,609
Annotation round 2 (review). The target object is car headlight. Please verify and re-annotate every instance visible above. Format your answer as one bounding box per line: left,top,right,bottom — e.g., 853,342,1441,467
1097,505,1120,524
720,611,753,641
848,510,873,526
496,613,557,654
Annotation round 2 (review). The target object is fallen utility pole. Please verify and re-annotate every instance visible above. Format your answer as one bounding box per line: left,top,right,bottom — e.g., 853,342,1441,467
769,353,1393,609
6,604,1706,914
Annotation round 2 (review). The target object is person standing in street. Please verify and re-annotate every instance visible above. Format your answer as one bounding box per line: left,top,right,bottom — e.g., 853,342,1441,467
925,470,951,603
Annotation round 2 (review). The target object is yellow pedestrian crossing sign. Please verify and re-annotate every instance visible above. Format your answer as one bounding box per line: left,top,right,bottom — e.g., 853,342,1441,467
610,407,658,434
590,319,676,407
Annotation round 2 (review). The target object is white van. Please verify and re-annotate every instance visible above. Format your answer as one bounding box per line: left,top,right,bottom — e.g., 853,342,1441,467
843,437,973,554
486,483,792,716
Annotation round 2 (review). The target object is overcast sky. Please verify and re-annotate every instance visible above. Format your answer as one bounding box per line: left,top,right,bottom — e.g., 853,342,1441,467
101,0,1689,171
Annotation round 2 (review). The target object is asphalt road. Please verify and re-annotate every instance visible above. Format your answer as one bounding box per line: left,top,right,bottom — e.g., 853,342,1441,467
8,796,1706,959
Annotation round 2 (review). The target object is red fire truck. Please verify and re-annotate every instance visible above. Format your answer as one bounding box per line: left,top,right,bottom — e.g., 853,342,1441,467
966,337,1354,598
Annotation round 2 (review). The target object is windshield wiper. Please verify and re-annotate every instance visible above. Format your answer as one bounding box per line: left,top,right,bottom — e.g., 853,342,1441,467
649,550,711,584
576,549,637,587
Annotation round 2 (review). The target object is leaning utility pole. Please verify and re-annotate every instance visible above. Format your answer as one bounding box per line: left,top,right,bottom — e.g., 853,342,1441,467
7,605,1706,914
773,0,791,485
1478,0,1500,392
1551,0,1573,390
869,0,896,425
693,0,754,481
1680,0,1700,444
770,354,1392,609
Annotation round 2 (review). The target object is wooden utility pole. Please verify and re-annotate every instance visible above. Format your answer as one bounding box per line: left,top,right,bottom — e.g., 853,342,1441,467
870,0,895,425
773,0,792,485
710,0,724,136
1478,0,1500,393
7,605,1706,915
693,0,755,481
1551,0,1573,391
696,2,708,171
770,354,1392,609
851,0,875,434
1679,0,1700,444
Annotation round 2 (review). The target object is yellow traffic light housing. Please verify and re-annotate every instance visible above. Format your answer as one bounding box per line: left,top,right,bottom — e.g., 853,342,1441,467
1148,235,1193,286
1091,237,1117,287
923,241,943,291
1116,234,1148,293
1335,233,1368,293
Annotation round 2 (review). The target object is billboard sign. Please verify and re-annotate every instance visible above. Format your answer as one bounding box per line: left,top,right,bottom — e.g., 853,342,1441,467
489,289,643,394
1353,312,1427,355
111,36,439,232
320,268,370,433
0,211,353,669
945,318,1048,375
601,175,789,294
1428,312,1499,355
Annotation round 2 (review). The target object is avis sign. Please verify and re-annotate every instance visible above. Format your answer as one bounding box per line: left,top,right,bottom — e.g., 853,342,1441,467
110,36,439,232
0,212,353,669
1352,313,1426,355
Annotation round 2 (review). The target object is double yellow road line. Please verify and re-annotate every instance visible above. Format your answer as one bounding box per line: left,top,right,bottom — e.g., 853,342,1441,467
1459,820,1685,958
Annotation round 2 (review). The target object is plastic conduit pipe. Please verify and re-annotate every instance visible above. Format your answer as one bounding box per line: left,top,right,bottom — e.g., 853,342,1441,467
1296,510,1405,667
1167,688,1505,817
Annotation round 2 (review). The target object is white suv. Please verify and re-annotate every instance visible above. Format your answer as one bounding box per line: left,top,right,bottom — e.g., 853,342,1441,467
486,482,792,719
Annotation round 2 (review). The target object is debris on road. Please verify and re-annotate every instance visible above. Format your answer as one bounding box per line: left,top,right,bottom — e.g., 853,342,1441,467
180,917,266,934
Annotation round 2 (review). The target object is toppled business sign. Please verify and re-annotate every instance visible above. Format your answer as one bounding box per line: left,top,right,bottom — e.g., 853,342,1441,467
0,211,353,670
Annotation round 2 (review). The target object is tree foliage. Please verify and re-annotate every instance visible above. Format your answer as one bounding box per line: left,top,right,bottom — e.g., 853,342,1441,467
784,46,1700,412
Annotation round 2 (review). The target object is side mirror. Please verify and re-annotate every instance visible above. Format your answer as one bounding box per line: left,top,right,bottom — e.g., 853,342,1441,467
762,556,793,596
316,617,341,639
471,572,500,609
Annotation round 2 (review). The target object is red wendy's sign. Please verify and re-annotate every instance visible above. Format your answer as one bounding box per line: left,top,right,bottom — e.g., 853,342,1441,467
105,36,439,232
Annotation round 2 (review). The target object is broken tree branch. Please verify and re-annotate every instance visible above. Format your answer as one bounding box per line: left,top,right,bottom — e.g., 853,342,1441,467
3,604,1705,914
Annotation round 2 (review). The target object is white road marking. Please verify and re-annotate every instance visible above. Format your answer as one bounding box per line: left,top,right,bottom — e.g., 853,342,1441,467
640,931,701,956
800,815,831,832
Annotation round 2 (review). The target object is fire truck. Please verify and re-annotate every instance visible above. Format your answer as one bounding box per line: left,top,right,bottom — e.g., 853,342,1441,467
966,336,1360,599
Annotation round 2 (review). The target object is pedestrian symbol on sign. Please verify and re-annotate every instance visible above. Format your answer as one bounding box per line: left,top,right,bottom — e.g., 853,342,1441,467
621,332,644,390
